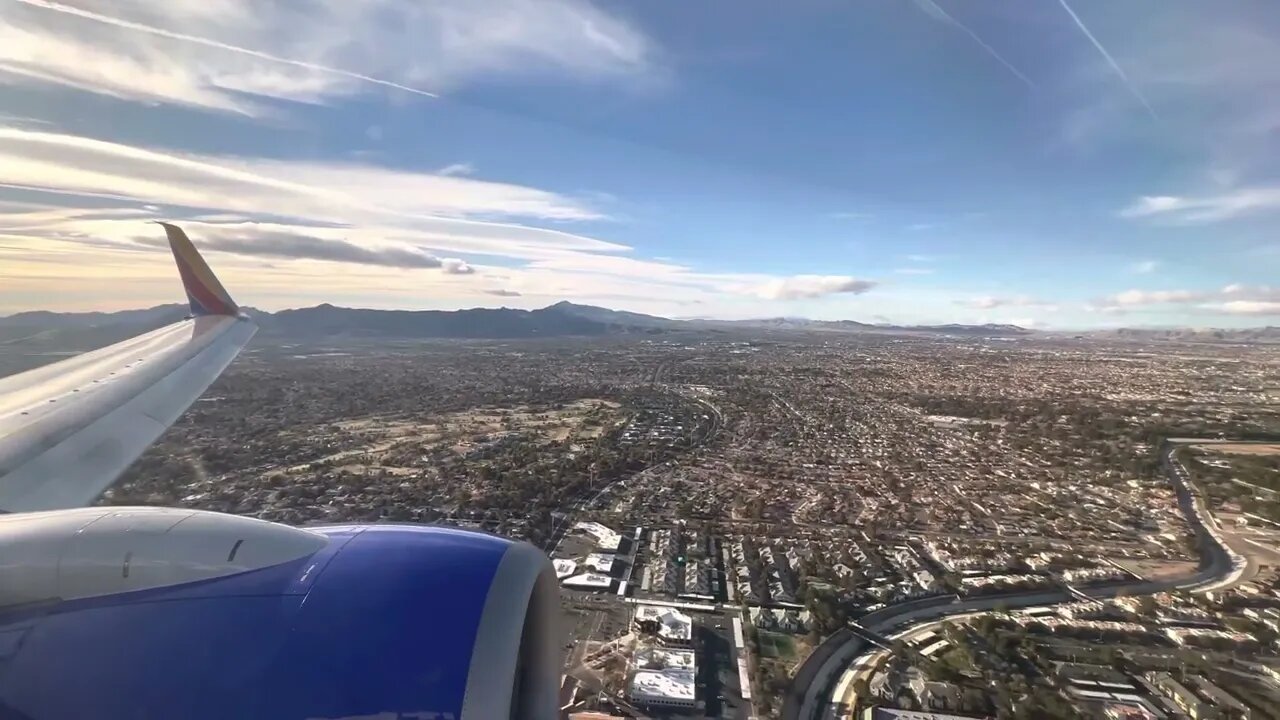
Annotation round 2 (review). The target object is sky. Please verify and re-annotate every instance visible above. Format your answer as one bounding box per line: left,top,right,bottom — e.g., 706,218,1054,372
1,1,1280,328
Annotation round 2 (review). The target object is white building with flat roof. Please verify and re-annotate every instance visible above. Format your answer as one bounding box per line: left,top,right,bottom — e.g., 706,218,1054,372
629,647,696,710
630,670,695,709
585,553,616,574
634,604,693,646
553,559,578,579
635,646,695,670
563,573,612,590
574,522,621,551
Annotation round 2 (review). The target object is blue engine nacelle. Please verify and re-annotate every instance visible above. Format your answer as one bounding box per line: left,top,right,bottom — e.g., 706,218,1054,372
0,519,562,720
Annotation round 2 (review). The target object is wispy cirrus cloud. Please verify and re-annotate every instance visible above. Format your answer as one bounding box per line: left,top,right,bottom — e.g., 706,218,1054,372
0,127,611,230
1130,259,1159,274
909,0,1034,88
1121,188,1280,224
0,0,655,115
1056,3,1280,197
0,126,886,316
7,0,440,105
1086,11,1280,227
133,229,469,271
1055,0,1157,119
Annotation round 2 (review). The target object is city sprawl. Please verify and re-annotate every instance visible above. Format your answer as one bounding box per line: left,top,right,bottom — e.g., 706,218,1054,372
104,333,1280,719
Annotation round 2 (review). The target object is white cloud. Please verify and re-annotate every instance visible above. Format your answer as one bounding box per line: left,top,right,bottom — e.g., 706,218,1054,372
1088,304,1129,316
1211,301,1280,315
1094,284,1280,312
0,0,654,115
1130,259,1159,274
894,267,935,275
1121,188,1280,223
0,128,885,316
0,127,609,231
964,296,1002,310
1107,289,1205,306
904,254,935,263
1120,195,1185,217
959,295,1057,311
440,258,474,275
438,163,476,177
740,276,878,301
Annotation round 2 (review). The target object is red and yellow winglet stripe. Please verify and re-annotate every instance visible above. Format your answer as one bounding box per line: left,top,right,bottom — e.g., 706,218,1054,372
159,222,239,317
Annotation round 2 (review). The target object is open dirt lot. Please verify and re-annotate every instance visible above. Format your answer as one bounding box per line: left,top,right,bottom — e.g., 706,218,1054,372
1110,558,1199,581
270,399,624,478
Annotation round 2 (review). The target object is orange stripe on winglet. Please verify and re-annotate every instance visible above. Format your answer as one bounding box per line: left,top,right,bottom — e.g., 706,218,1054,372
158,222,239,316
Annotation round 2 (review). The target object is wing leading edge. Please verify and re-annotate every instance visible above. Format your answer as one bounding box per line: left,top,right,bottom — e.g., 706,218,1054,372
0,224,255,512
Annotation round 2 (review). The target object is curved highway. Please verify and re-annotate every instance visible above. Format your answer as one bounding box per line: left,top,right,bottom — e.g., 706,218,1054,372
782,440,1245,720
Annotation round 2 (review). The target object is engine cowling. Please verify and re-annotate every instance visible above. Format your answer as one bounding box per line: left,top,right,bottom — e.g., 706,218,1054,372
0,510,562,720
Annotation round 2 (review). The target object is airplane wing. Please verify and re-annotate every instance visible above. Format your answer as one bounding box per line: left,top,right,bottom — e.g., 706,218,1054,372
0,223,255,512
0,224,563,720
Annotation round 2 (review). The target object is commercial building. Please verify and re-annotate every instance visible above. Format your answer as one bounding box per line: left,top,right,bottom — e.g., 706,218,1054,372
585,553,616,573
1145,672,1214,720
553,559,577,579
633,603,693,646
563,572,613,590
629,647,697,710
1187,676,1250,719
574,521,621,551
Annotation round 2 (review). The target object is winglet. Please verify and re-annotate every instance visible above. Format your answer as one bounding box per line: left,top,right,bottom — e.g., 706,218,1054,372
158,222,239,316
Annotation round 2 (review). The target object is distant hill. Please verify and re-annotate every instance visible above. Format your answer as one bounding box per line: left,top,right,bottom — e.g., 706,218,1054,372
13,301,1280,352
1084,326,1280,343
259,302,665,339
697,317,1031,337
0,302,678,351
0,304,190,353
0,304,189,330
543,301,676,329
0,302,1035,345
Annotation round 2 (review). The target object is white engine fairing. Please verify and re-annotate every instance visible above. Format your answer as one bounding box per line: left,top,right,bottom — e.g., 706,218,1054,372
0,507,326,606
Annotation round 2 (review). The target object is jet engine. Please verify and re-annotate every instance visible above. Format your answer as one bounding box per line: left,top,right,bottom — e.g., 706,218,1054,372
0,508,562,720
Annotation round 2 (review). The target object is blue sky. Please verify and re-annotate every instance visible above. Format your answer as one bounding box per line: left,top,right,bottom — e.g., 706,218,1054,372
2,0,1279,328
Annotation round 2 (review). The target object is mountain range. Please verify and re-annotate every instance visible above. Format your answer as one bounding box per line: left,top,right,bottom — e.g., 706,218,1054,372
0,301,1034,351
2,302,1277,352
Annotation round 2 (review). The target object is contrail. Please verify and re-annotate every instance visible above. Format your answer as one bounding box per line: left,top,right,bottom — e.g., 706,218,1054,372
7,0,439,99
1055,0,1157,119
912,0,1036,89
